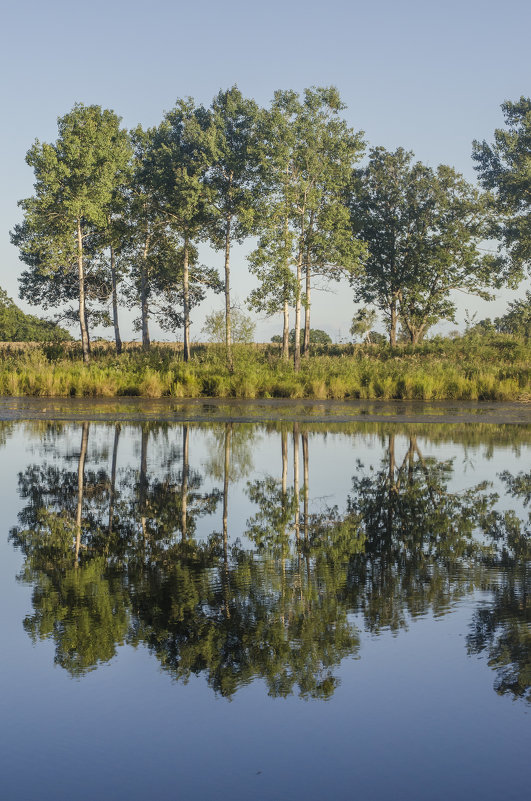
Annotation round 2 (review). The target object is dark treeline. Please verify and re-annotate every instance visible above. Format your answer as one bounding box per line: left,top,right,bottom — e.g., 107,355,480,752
9,92,531,366
7,421,530,701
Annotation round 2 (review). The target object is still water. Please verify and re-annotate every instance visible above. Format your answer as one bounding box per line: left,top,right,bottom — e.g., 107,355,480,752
0,413,529,800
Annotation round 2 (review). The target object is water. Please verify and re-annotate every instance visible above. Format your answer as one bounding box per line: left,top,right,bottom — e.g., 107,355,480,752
0,412,529,800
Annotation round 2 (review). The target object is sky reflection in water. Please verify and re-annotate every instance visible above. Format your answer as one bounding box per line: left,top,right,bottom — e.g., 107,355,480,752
0,419,529,801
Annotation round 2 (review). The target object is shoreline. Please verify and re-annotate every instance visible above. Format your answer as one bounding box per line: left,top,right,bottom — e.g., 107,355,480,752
1,396,530,424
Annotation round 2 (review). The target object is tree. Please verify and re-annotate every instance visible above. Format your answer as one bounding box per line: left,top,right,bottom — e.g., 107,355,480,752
247,94,300,359
473,97,531,282
272,328,331,345
147,99,221,360
350,307,377,343
495,291,531,341
350,147,494,345
125,125,205,349
11,104,131,362
0,287,71,341
293,88,365,359
250,88,365,369
202,306,255,344
206,87,259,370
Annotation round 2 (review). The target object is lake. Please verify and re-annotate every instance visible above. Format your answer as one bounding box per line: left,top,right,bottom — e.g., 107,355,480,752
0,400,529,801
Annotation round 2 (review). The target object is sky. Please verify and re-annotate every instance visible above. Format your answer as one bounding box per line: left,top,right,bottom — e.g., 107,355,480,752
1,0,529,341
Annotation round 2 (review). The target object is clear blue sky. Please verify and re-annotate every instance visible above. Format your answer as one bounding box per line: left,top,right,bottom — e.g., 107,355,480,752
1,0,529,340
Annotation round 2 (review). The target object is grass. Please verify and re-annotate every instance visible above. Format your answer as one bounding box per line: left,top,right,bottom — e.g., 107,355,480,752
0,335,529,401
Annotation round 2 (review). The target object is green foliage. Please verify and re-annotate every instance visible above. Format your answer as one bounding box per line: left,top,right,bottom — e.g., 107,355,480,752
350,307,377,342
494,291,531,341
248,88,365,321
473,97,531,282
271,328,332,345
202,307,256,344
0,288,71,341
9,91,531,366
350,147,494,344
12,103,132,351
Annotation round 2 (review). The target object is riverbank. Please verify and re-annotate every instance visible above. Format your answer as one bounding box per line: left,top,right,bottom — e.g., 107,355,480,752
0,337,529,401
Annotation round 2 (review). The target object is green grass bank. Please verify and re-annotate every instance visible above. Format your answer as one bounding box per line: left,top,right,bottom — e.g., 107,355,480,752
0,336,529,401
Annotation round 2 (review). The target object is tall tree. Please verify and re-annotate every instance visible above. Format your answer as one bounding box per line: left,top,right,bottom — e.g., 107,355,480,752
126,125,183,350
207,87,259,370
294,88,365,358
11,104,131,362
249,88,365,368
350,147,494,345
247,95,299,359
147,99,221,360
472,97,531,283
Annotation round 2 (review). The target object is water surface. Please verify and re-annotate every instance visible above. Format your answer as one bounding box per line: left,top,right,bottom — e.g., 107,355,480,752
0,412,529,800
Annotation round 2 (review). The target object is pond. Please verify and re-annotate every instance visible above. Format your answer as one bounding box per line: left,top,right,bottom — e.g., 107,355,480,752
0,401,529,800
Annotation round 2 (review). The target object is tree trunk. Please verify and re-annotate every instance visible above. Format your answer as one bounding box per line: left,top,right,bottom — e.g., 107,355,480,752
110,246,122,355
224,216,233,372
302,262,311,357
410,322,427,345
389,296,398,347
294,246,303,372
75,422,89,565
181,424,189,541
77,220,90,363
84,305,91,352
282,299,289,360
183,239,190,362
282,203,290,361
294,206,305,371
141,235,151,351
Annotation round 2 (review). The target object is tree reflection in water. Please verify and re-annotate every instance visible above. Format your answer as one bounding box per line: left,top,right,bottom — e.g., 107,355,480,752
7,421,531,702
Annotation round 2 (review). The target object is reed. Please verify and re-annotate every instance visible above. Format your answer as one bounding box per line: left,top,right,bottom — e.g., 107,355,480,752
0,335,528,401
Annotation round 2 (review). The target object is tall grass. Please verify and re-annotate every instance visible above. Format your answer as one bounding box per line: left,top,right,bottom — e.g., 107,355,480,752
0,336,529,401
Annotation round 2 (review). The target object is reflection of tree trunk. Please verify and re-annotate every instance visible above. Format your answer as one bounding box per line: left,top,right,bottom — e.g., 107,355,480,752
75,422,89,565
108,423,121,539
411,436,437,509
302,431,309,544
281,429,288,498
223,423,232,618
386,433,396,538
293,423,300,544
181,425,189,542
408,436,414,485
140,427,149,548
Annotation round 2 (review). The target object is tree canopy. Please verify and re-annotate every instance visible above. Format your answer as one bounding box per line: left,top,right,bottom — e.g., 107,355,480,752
0,287,71,341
